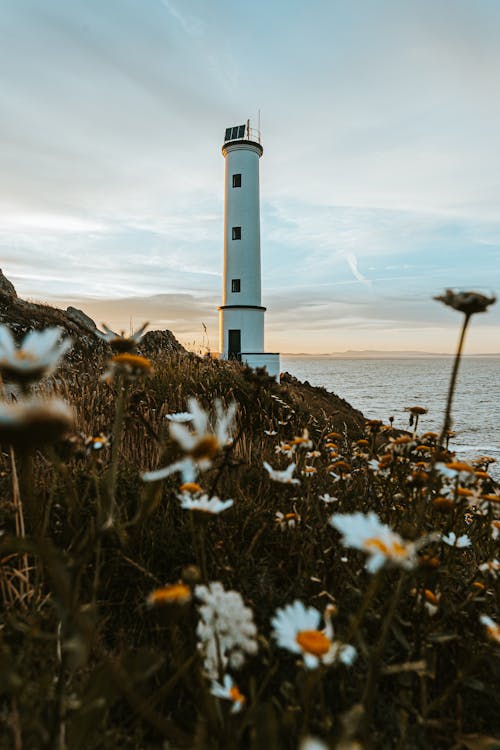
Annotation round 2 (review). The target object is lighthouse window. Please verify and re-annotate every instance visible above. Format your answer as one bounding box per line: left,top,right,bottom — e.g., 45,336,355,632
232,173,242,188
231,279,241,293
232,226,241,240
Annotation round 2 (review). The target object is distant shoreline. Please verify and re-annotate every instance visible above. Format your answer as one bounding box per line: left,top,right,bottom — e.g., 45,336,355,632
281,351,500,359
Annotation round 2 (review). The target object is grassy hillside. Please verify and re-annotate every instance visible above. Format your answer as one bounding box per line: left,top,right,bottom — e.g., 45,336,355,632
0,324,499,749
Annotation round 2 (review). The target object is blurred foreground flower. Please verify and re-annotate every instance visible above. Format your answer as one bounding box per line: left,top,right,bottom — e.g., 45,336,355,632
196,582,258,679
143,398,236,484
263,461,300,485
0,397,74,450
95,322,148,352
210,674,246,713
178,494,233,514
330,511,435,574
434,289,496,316
272,599,356,669
102,353,153,382
0,325,71,386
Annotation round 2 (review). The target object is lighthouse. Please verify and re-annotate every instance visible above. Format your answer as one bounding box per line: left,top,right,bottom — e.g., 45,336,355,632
218,121,280,379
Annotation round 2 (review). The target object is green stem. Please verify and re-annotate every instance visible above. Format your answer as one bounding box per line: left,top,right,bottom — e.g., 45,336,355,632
362,573,405,740
105,376,127,526
438,313,471,448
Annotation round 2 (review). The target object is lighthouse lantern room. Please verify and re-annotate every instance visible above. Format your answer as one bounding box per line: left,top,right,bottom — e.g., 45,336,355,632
218,121,280,379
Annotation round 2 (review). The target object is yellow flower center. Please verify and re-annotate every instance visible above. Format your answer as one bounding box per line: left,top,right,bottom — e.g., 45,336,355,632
148,583,191,605
191,435,219,460
179,482,203,494
111,353,152,371
229,686,246,704
364,537,407,558
15,351,37,361
296,629,331,656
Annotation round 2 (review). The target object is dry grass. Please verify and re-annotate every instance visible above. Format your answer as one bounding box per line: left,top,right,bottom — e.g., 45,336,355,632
0,343,499,750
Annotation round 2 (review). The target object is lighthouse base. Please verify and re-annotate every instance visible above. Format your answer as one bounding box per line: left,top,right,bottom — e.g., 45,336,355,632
241,352,280,380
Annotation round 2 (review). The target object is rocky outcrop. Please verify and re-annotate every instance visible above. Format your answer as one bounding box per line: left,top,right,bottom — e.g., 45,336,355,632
66,306,96,330
0,269,186,364
0,269,17,297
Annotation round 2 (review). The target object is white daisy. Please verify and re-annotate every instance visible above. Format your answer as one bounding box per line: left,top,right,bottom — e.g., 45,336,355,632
210,674,246,713
263,461,300,485
95,322,148,352
479,559,500,578
178,494,233,514
479,614,500,644
319,493,338,504
166,412,194,423
0,326,72,384
330,511,425,574
0,397,74,449
271,600,356,670
143,398,236,484
275,510,300,531
441,532,471,548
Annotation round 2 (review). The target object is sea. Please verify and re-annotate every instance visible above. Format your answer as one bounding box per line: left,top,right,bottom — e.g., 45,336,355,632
281,356,500,481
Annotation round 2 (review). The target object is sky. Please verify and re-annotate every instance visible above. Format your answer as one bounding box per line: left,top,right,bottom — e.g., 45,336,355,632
1,0,499,353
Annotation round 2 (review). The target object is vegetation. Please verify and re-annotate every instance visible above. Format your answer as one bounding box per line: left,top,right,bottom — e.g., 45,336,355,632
0,292,499,750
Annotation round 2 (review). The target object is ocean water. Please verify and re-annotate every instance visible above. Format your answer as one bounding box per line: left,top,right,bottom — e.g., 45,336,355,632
281,356,500,480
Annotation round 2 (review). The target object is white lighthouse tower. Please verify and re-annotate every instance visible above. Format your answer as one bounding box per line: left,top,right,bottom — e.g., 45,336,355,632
218,121,280,379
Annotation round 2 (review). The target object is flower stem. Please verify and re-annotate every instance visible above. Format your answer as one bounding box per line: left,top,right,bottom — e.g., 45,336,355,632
438,313,471,448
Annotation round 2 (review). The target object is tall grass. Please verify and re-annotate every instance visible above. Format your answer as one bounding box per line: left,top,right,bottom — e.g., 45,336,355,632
0,299,499,750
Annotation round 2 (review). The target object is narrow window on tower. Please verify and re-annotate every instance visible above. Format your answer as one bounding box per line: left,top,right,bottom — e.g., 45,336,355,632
232,226,241,240
232,173,242,188
231,279,241,293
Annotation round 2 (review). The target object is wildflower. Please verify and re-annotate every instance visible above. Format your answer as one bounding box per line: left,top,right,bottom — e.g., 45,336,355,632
306,450,321,460
441,531,471,548
196,582,258,679
210,674,246,713
263,461,300,485
147,583,192,606
291,429,313,450
264,429,277,436
330,511,430,574
491,520,500,540
0,326,72,385
0,397,74,450
300,738,329,750
179,494,233,514
275,442,294,456
275,510,300,531
271,600,356,669
432,496,455,511
303,465,317,476
422,589,440,617
143,398,236,484
434,289,496,316
166,412,194,423
95,322,148,352
102,353,153,381
319,493,338,504
479,559,500,579
479,615,500,644
85,433,110,453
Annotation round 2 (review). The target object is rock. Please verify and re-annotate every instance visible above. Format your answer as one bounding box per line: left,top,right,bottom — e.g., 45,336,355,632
138,329,186,358
66,306,96,330
0,269,17,297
